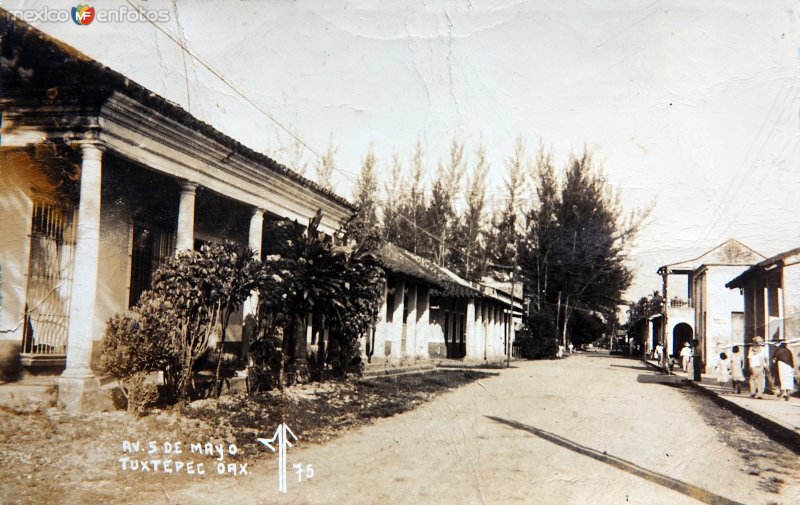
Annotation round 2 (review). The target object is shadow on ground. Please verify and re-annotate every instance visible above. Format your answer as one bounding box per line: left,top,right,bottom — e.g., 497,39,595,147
609,364,650,371
636,373,689,386
486,415,746,505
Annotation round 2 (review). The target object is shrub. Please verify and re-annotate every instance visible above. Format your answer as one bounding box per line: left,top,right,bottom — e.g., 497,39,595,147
102,242,259,405
148,243,258,401
125,372,160,416
99,296,171,414
516,330,559,359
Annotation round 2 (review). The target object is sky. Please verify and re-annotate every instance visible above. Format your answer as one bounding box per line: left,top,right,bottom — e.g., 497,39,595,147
4,0,800,302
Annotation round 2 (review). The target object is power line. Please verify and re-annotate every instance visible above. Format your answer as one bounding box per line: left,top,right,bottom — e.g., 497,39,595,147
696,76,798,245
125,0,325,160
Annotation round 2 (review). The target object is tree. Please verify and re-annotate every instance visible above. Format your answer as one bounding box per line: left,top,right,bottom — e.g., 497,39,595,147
420,138,464,265
386,140,428,255
101,242,259,404
487,136,528,273
381,150,406,245
209,243,260,396
521,144,559,314
249,211,385,384
519,147,648,357
451,142,489,281
348,145,381,245
325,236,385,376
281,134,311,176
315,132,337,191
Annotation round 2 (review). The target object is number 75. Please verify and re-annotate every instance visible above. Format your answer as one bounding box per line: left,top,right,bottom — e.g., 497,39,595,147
293,463,314,482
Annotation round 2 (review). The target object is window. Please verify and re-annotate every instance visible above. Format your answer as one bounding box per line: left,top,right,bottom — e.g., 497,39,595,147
22,201,77,356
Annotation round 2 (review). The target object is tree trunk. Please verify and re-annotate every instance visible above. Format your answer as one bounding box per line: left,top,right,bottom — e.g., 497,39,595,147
214,309,231,398
291,313,310,383
555,291,562,343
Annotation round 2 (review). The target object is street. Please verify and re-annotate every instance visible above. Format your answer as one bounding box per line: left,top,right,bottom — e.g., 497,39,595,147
136,354,800,505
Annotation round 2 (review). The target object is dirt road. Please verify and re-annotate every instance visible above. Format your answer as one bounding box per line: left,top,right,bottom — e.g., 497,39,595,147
134,354,800,505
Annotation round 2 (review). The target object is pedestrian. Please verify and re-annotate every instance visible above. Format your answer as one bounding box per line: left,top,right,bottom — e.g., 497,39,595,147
730,345,746,394
765,344,780,397
653,343,663,364
691,339,703,382
568,343,574,355
680,342,692,372
773,341,795,401
748,336,768,399
714,352,731,391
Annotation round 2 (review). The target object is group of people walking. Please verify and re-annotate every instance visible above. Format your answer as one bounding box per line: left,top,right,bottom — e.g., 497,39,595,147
653,337,798,400
652,340,704,381
712,336,797,400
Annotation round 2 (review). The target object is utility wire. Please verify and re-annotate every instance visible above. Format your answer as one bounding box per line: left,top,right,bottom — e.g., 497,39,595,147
125,0,324,161
122,0,630,312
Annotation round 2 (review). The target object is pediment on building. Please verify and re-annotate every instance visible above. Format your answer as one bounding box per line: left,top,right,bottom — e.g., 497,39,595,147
662,238,765,272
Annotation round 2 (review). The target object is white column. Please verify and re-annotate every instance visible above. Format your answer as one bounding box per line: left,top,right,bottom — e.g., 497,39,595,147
405,283,418,358
243,210,264,309
465,298,478,359
763,286,769,341
778,287,785,341
248,208,265,258
505,310,512,358
416,285,430,359
476,301,485,360
491,305,499,359
372,280,389,360
482,303,489,360
242,208,264,353
496,306,503,358
483,302,490,359
390,278,405,362
176,181,198,252
59,143,104,411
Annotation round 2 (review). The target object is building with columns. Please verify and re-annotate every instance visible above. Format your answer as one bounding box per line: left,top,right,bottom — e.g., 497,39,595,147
726,247,800,367
366,244,521,365
0,16,353,409
655,239,763,373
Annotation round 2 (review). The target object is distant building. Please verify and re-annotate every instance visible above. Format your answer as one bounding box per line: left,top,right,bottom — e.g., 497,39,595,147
726,247,800,364
656,239,764,372
367,243,522,365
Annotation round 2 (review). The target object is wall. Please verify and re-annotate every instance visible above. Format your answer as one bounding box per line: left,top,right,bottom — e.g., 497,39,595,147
90,160,134,369
427,306,446,358
0,150,34,378
783,262,800,343
667,305,694,358
702,266,748,372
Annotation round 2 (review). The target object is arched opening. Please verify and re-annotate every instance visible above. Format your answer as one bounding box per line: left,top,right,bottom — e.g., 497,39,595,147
672,323,694,358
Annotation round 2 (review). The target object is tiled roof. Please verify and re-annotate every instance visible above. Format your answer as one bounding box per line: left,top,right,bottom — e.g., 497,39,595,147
725,247,800,288
369,243,481,298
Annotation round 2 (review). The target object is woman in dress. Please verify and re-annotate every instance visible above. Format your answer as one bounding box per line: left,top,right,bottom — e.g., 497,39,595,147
773,342,795,401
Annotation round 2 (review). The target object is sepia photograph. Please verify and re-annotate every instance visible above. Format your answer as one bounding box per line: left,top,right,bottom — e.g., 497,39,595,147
1,1,800,503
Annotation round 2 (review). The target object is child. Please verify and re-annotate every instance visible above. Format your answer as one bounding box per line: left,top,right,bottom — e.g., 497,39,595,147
714,352,731,392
